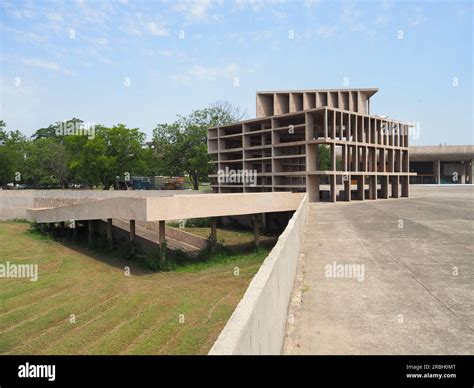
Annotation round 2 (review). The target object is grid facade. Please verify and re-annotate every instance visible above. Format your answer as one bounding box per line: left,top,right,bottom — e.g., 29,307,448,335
208,89,414,202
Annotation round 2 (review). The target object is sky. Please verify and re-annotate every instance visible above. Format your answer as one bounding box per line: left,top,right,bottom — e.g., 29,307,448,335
0,0,472,145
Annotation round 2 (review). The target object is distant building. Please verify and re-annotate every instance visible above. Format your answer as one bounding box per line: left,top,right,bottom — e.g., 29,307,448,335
208,88,414,201
409,145,474,184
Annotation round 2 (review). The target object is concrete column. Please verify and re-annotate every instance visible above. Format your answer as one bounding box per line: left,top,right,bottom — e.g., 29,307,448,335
129,220,136,243
352,145,358,172
330,174,336,202
434,160,441,184
129,220,136,255
158,220,166,244
391,176,399,198
401,176,409,197
323,108,328,138
357,176,365,200
331,143,336,171
344,174,351,201
88,220,94,248
468,159,473,184
307,175,320,202
252,214,261,249
381,176,389,199
369,176,377,200
107,218,113,250
210,217,217,240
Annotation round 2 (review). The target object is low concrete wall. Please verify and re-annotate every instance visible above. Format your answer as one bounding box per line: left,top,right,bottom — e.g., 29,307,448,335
209,194,309,355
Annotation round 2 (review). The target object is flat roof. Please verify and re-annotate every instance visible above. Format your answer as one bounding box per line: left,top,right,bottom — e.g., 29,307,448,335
256,88,378,98
410,145,474,161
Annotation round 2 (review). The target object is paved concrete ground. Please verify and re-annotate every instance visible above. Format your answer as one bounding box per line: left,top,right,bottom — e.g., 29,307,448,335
284,185,474,354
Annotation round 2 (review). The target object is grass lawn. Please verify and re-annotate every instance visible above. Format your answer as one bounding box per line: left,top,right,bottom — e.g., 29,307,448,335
0,222,268,355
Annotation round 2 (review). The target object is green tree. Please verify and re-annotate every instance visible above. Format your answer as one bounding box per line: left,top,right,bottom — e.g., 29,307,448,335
151,101,245,190
0,122,29,186
74,124,146,189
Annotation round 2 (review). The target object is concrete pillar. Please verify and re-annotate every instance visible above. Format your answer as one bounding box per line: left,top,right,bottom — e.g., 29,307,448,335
401,176,409,197
307,175,320,202
344,174,351,201
369,176,377,200
129,220,136,243
468,159,474,184
129,220,136,255
330,174,336,202
330,143,336,171
434,160,441,184
210,217,217,240
252,214,261,249
107,218,113,250
357,176,364,200
352,145,358,172
158,220,166,244
88,220,94,248
391,176,399,198
381,176,389,199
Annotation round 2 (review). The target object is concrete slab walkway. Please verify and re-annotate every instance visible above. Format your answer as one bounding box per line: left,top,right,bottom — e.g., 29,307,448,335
284,186,474,354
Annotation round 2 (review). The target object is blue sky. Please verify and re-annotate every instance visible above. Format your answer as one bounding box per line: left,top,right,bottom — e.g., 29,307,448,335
0,0,472,145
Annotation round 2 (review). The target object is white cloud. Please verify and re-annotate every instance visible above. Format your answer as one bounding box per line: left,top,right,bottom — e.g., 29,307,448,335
317,25,337,38
22,58,75,76
93,37,109,46
304,0,320,7
190,63,239,80
159,50,173,57
172,63,239,85
341,3,366,32
147,21,169,36
234,0,285,12
47,12,64,22
174,0,215,21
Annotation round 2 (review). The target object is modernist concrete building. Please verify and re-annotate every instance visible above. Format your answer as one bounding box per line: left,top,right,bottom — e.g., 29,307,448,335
208,88,415,202
409,145,474,184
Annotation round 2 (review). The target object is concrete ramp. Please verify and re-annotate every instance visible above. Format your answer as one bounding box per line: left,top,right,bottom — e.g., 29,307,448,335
27,192,305,223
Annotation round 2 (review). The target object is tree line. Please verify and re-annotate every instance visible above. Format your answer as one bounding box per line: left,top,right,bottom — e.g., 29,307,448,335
0,102,245,190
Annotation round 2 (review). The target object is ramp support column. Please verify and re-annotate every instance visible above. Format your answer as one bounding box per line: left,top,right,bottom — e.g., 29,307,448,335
210,217,217,240
253,214,262,249
107,218,113,250
158,220,165,244
88,220,94,248
129,220,136,255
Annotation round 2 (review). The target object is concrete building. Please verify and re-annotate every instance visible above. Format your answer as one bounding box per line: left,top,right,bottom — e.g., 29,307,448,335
409,145,474,184
208,88,415,202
